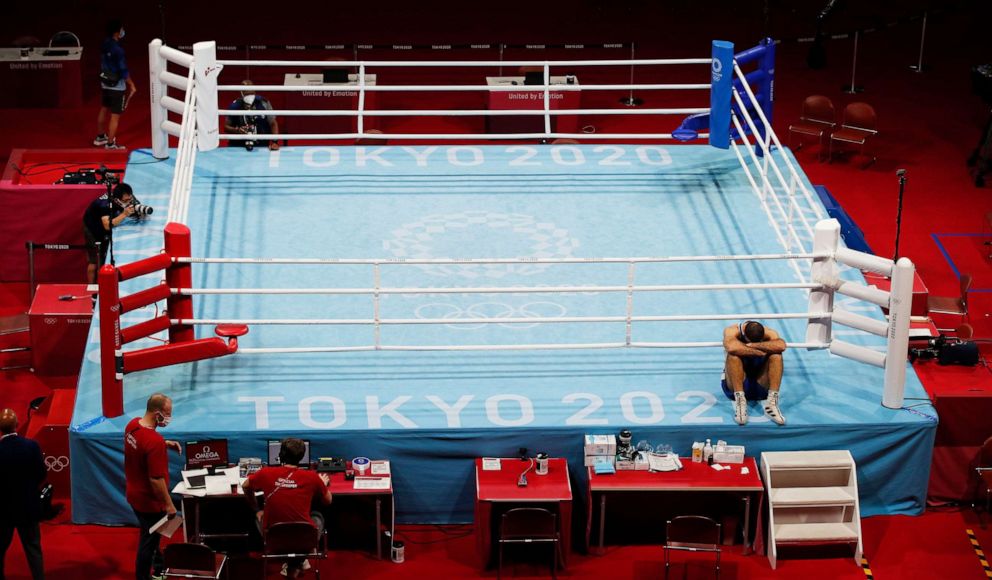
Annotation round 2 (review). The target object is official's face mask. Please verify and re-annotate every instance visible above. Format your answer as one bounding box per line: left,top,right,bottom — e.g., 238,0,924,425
242,94,256,106
156,412,172,427
119,28,125,40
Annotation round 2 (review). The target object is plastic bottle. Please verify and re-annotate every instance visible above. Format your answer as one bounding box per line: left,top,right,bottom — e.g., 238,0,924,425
691,442,703,463
703,439,713,465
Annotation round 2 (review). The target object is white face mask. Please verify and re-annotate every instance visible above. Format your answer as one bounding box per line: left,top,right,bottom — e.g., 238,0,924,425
119,29,125,40
156,412,172,428
242,94,256,106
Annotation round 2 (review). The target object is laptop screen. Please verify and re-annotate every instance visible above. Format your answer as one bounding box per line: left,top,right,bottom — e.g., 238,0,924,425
185,439,229,469
321,68,349,84
524,71,546,86
267,440,311,467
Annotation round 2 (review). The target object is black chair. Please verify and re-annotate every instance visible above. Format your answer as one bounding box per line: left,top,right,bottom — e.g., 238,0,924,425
664,515,722,579
498,507,562,579
161,542,227,579
48,31,80,48
262,521,327,579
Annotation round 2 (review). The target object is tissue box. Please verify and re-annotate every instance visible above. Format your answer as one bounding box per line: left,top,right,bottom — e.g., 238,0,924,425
585,454,616,468
713,445,745,464
584,434,616,456
616,452,650,471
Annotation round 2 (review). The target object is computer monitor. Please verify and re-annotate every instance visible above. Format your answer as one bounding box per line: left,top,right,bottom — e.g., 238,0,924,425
321,68,350,84
524,71,546,86
185,439,229,469
267,439,311,467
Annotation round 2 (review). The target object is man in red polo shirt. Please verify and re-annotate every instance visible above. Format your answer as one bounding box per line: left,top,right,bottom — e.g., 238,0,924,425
124,393,181,580
243,438,331,578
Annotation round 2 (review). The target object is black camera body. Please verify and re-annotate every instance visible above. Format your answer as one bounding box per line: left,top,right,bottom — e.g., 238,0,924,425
56,165,120,185
909,334,979,366
244,122,258,151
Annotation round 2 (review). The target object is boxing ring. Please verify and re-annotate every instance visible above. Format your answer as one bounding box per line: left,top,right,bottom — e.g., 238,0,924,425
68,39,936,526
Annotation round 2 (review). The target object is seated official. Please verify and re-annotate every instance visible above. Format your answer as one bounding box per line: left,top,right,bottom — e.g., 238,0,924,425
242,438,330,578
224,79,280,151
722,320,787,426
82,183,135,284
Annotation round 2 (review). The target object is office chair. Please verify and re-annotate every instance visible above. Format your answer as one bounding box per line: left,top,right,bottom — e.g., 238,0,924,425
49,31,81,48
498,507,562,579
664,515,722,579
978,435,992,528
788,95,835,160
263,522,327,579
928,273,972,331
162,542,227,579
356,129,387,146
829,102,878,167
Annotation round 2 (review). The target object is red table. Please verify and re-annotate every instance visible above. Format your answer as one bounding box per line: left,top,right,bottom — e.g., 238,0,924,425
325,460,394,559
475,457,572,568
0,47,82,108
587,457,763,552
177,460,394,558
0,148,129,283
486,76,581,134
863,270,929,317
282,73,379,136
29,284,92,375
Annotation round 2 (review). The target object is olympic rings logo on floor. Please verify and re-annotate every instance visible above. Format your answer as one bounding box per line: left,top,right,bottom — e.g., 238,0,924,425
383,211,579,279
45,455,70,472
415,301,568,329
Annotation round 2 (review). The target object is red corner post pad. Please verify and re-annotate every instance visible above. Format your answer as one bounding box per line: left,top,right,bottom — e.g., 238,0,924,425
122,324,246,374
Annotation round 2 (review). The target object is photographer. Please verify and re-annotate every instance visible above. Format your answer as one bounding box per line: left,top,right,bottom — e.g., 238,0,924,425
224,80,280,151
82,182,135,283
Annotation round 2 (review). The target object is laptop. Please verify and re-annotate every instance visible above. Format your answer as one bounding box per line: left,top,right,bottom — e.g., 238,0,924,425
185,439,229,470
267,439,311,467
524,71,546,86
321,68,350,84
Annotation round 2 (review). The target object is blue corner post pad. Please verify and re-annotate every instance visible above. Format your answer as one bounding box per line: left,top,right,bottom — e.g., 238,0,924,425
709,40,734,150
672,113,709,142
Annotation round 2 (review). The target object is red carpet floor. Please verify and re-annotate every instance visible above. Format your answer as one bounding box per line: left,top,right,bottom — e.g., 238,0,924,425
3,509,992,578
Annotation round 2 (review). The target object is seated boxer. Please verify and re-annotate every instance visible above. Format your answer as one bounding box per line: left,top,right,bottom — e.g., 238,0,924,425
721,320,786,426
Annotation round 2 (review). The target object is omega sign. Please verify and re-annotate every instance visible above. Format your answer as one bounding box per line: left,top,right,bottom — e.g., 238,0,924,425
186,440,228,467
195,446,221,463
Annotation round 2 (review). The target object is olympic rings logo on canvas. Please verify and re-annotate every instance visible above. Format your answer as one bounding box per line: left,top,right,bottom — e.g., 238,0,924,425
414,301,567,329
45,455,70,472
383,211,579,279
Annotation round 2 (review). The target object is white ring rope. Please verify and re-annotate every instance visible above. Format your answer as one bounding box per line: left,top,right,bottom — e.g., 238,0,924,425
173,312,829,327
731,90,815,247
176,282,821,295
733,63,824,222
730,113,807,254
174,252,827,266
235,341,830,355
